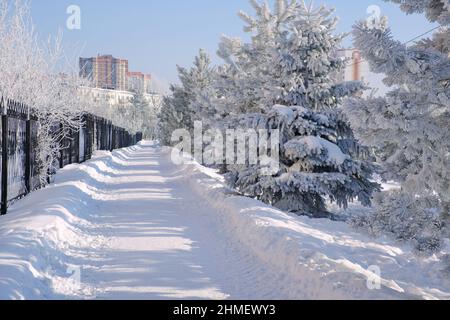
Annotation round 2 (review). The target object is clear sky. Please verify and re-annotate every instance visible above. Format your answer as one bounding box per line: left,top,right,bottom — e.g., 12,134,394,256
30,0,436,89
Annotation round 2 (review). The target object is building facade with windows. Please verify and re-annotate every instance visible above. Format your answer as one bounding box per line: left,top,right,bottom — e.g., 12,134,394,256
127,72,152,94
80,55,129,91
79,86,162,111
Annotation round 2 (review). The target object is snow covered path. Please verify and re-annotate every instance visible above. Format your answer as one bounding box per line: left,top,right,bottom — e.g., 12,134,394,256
0,142,449,300
0,142,312,299
63,142,298,300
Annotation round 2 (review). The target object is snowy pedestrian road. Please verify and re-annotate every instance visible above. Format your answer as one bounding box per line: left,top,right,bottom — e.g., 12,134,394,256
0,142,449,300
71,142,296,299
0,142,307,299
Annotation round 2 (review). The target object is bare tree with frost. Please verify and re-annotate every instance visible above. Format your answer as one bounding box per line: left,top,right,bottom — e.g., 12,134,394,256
0,0,86,182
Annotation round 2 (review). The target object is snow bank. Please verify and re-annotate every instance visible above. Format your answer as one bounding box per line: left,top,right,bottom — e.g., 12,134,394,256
0,142,449,300
169,148,450,300
0,151,120,299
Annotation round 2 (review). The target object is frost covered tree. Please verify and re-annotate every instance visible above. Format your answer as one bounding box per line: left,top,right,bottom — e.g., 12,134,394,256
217,0,365,113
220,0,379,217
158,86,191,146
158,50,215,146
140,95,161,140
343,0,450,252
384,0,450,25
112,93,148,134
216,0,297,114
228,105,379,217
125,93,160,139
0,0,84,182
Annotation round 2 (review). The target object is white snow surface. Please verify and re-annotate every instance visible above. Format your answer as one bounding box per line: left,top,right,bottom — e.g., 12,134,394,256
273,104,296,123
292,136,350,165
0,142,449,300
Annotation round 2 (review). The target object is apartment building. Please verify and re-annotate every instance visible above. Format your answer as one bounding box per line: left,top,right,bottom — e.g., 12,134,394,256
80,55,129,91
128,72,152,94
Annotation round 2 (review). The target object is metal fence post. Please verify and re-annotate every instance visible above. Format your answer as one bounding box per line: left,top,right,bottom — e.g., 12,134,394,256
76,123,80,164
95,118,99,151
101,119,104,150
109,122,112,151
111,125,116,151
102,119,104,150
1,100,8,215
82,114,88,162
109,122,112,152
68,128,73,165
59,122,64,169
25,113,31,193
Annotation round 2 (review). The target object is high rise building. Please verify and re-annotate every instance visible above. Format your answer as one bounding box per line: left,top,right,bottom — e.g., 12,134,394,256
335,48,370,82
79,55,129,91
127,72,152,94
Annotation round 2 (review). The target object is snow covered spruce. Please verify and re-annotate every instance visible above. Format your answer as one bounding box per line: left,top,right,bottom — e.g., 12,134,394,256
226,105,379,218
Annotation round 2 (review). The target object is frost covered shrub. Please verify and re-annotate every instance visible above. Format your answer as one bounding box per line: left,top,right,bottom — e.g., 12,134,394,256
352,191,444,253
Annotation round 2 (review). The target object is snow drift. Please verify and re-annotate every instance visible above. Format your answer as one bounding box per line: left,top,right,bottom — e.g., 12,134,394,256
166,147,450,300
0,142,449,300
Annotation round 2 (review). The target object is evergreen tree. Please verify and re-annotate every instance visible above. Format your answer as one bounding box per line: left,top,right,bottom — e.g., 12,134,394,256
343,0,450,252
227,105,379,217
216,0,297,114
384,0,450,25
158,50,214,146
220,0,379,217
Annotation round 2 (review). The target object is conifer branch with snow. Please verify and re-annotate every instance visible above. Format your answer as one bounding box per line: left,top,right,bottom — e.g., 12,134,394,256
343,0,450,252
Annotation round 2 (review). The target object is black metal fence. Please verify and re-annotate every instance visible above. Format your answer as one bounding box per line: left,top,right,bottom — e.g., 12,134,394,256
0,97,140,215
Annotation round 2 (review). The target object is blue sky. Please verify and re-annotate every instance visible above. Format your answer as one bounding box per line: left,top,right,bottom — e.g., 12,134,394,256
31,0,436,86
